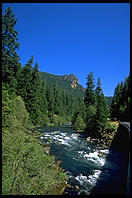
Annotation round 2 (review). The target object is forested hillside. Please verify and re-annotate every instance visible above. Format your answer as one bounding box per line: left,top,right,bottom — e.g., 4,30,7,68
110,75,130,121
2,7,68,195
2,6,129,195
39,71,85,98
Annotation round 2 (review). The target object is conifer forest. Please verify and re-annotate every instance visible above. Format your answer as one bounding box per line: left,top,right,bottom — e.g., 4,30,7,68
2,7,130,195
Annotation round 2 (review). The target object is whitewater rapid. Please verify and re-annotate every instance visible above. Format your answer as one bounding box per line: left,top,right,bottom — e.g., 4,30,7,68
40,127,110,195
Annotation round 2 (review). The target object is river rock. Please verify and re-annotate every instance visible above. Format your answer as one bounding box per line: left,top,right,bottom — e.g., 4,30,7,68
87,137,91,141
57,160,62,165
75,185,80,190
98,151,103,157
66,183,72,188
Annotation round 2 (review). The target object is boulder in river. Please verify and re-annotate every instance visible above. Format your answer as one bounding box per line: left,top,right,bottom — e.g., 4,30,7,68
75,185,80,190
57,160,62,165
66,183,72,188
98,151,103,157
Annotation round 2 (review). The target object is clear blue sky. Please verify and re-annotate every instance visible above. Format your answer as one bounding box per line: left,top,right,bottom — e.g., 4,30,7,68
2,3,130,96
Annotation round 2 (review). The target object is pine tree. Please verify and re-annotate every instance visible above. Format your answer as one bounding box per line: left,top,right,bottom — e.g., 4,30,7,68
46,84,55,119
74,114,86,131
29,62,41,124
17,56,33,104
95,78,109,137
2,7,20,93
111,75,130,121
40,80,48,115
84,72,95,109
84,72,96,134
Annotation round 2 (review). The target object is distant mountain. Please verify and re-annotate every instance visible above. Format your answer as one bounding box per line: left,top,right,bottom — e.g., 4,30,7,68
39,71,112,107
105,96,113,108
39,71,85,98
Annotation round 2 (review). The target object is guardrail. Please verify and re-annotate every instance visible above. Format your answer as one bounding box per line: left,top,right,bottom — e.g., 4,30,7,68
119,122,130,195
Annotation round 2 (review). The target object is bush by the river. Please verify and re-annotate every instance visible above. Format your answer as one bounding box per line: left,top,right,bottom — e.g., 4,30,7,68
105,122,118,132
2,85,67,195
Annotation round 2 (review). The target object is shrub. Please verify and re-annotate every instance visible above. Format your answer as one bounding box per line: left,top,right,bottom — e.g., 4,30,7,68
106,122,118,132
2,86,67,195
2,84,16,129
2,128,67,195
39,114,50,126
12,96,31,129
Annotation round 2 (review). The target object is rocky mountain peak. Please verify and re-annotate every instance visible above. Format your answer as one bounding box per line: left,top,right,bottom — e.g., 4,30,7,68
64,73,79,89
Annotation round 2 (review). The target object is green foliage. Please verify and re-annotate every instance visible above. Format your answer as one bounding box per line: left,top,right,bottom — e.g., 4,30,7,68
39,71,85,98
74,114,86,131
12,95,32,129
85,105,96,134
95,78,109,136
2,82,67,195
84,72,95,108
105,96,113,108
4,6,126,195
39,114,50,126
2,7,20,93
105,122,118,132
2,83,17,129
111,75,130,121
84,74,110,138
2,128,67,195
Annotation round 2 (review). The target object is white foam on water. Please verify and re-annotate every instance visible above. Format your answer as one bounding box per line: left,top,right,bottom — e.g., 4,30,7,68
84,151,98,159
71,133,78,139
60,132,67,136
43,134,51,137
78,151,84,154
54,134,62,138
53,131,60,133
75,169,102,193
83,150,106,167
87,169,102,187
57,139,69,145
99,149,109,154
64,136,70,140
92,169,102,178
75,174,88,185
40,136,44,139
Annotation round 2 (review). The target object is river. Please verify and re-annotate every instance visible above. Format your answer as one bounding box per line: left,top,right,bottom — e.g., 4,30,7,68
39,125,125,195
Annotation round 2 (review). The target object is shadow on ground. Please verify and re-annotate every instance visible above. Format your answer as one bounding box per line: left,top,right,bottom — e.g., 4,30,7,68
90,124,129,195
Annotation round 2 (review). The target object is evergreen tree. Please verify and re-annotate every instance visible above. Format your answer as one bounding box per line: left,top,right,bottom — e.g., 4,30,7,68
39,80,48,115
84,72,96,134
111,75,130,121
29,62,41,124
2,83,15,129
84,72,95,109
85,105,96,135
74,114,86,131
17,56,33,104
95,78,109,137
2,7,20,93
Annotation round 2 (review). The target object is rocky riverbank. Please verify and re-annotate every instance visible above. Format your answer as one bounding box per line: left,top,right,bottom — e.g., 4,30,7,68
86,121,119,147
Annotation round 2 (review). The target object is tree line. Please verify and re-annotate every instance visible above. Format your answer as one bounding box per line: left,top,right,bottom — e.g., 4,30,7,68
73,72,110,138
2,7,68,195
2,7,84,127
73,72,130,135
2,7,130,195
111,75,130,121
2,6,129,135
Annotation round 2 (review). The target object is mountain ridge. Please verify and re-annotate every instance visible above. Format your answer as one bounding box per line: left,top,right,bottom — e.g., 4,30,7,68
39,71,112,107
39,71,85,98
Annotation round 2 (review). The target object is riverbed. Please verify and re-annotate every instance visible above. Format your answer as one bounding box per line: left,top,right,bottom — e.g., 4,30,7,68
39,125,123,195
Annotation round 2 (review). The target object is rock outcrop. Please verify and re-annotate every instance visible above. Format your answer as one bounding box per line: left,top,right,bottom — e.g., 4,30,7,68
64,73,79,89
